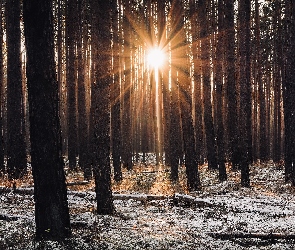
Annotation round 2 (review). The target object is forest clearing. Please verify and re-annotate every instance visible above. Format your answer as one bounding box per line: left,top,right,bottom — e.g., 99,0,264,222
1,159,295,249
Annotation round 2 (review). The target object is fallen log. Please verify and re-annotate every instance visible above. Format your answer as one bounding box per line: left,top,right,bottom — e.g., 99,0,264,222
68,191,170,202
0,186,171,202
173,193,213,207
0,187,34,195
208,232,295,240
0,214,19,221
113,193,168,201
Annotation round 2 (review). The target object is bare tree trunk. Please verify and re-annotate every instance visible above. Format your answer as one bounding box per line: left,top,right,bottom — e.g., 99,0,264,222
253,0,261,162
216,0,227,181
23,0,71,240
0,0,5,173
77,0,91,179
283,0,295,184
272,0,282,163
177,0,200,191
237,0,251,187
111,0,122,182
66,0,77,170
6,0,27,179
168,0,185,181
224,0,239,170
190,0,204,166
199,0,218,170
121,1,133,170
90,0,114,214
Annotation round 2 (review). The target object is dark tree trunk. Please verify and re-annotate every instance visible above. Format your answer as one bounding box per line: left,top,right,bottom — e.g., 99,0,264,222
253,0,265,162
66,0,77,170
237,0,251,187
224,0,239,170
216,0,227,181
169,80,181,181
199,0,218,170
168,0,185,181
77,0,91,179
180,73,201,191
111,0,122,182
0,0,5,173
189,0,204,166
178,0,200,191
57,0,67,159
158,0,171,167
90,0,114,214
6,0,27,179
283,0,295,184
272,0,282,163
23,0,71,240
121,2,133,170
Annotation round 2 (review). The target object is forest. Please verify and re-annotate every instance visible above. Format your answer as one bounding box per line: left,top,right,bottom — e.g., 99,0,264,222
0,0,295,249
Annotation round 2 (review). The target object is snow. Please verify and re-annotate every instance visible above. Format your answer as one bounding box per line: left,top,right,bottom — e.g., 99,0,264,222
1,162,295,249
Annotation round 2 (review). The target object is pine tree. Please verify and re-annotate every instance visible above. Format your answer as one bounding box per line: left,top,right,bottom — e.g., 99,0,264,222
23,0,71,240
237,0,251,187
90,0,114,214
6,0,27,179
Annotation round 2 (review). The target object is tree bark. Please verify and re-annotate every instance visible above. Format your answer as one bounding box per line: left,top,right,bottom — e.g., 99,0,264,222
283,0,295,184
77,0,91,179
190,0,204,166
199,0,218,170
272,0,282,163
224,0,239,170
216,0,227,181
111,0,122,182
0,0,5,173
6,0,27,179
66,0,78,170
237,0,251,187
121,1,133,170
90,0,114,214
23,0,71,240
178,0,200,191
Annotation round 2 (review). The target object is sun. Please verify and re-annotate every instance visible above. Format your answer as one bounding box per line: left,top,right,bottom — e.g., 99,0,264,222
146,47,166,69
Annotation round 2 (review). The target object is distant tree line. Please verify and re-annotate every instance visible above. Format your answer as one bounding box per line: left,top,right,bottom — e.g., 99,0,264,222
0,0,294,241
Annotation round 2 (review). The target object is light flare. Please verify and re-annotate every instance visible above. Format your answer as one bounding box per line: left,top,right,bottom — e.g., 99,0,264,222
146,47,166,70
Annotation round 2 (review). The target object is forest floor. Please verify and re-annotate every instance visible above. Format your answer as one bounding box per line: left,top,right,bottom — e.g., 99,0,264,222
1,157,295,249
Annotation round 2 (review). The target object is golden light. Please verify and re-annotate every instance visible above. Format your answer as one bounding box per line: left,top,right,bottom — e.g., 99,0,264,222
146,47,166,69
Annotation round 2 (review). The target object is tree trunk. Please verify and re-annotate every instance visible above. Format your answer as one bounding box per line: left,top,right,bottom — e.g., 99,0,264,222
23,0,71,240
283,0,295,184
224,0,239,170
111,0,122,182
77,0,91,179
168,0,185,181
178,0,200,191
57,0,67,159
66,0,77,170
237,0,251,187
6,0,27,179
121,2,133,170
216,0,227,181
90,0,114,214
191,0,204,166
199,0,218,170
272,0,282,163
0,0,5,173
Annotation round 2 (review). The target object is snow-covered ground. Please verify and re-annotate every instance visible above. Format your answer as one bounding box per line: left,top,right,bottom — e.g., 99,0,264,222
1,162,295,249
